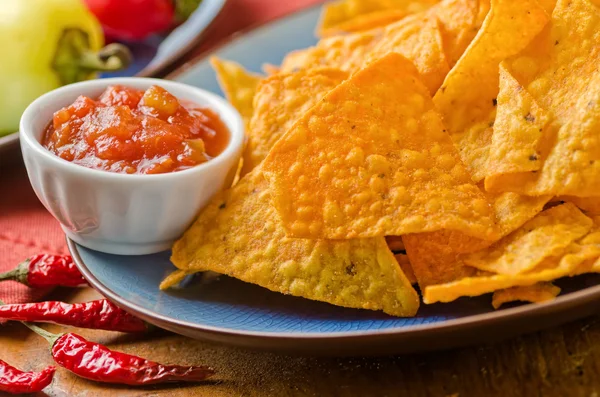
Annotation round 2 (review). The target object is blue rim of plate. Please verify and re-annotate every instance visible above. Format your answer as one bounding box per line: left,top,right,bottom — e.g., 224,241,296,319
68,236,600,353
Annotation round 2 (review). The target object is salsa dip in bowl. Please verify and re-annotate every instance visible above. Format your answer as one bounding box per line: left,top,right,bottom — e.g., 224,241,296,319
20,78,244,255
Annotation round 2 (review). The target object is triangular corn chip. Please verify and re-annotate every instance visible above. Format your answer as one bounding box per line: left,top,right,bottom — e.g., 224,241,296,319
424,241,600,303
323,9,410,36
395,254,418,284
486,64,552,176
433,0,549,181
462,203,593,275
169,168,419,317
433,0,480,66
366,14,450,94
262,53,497,240
241,68,348,177
560,196,600,216
279,29,382,74
404,192,549,287
485,0,600,196
316,0,438,37
491,282,561,309
210,57,262,129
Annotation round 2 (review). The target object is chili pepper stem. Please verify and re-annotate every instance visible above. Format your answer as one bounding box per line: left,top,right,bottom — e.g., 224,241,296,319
0,260,29,285
22,322,62,346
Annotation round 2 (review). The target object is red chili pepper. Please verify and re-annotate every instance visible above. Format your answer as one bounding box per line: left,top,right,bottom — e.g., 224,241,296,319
24,324,214,386
0,254,87,288
0,359,55,395
83,0,175,41
0,299,148,333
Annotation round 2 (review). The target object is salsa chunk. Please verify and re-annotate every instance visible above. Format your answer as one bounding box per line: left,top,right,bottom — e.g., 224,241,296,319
43,85,230,174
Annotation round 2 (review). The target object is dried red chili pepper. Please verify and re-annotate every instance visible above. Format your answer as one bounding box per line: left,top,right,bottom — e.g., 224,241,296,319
0,254,87,288
0,299,148,333
0,359,55,395
24,323,214,386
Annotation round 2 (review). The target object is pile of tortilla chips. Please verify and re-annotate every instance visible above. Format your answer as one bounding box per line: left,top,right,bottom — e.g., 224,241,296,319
162,0,600,316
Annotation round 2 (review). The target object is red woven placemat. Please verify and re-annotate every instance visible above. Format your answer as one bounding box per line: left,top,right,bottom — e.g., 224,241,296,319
0,0,322,304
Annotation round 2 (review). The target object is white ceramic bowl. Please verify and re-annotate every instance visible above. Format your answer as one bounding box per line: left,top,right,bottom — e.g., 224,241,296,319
20,78,244,255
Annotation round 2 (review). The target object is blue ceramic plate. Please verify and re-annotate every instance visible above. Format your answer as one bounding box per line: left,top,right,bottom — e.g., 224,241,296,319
69,5,600,355
0,0,226,153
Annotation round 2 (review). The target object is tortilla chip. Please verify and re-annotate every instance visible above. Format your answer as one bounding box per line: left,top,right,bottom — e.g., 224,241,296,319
324,9,410,36
462,203,593,275
560,196,600,216
386,236,405,252
241,68,348,177
316,0,439,37
404,192,549,287
366,14,450,94
262,53,497,240
433,0,480,66
491,282,561,309
395,254,418,284
485,0,600,196
423,242,600,303
210,57,263,129
169,168,419,317
433,0,549,181
486,64,553,176
279,29,382,74
262,63,280,75
403,231,480,287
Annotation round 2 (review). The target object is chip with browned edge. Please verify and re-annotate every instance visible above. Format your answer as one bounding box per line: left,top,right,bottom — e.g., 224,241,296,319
262,53,497,240
404,192,549,287
491,283,561,309
166,168,419,317
241,68,348,177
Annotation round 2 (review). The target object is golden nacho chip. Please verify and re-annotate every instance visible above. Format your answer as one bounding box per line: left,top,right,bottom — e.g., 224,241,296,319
491,282,561,309
404,192,549,287
433,0,549,181
403,231,480,287
423,242,600,303
279,29,382,74
261,63,280,75
560,196,600,216
366,14,450,94
262,53,497,240
386,236,405,252
210,57,263,129
324,9,410,36
462,203,593,275
485,0,600,196
241,68,348,177
316,0,438,37
169,168,419,317
433,0,480,66
394,254,418,284
486,64,552,176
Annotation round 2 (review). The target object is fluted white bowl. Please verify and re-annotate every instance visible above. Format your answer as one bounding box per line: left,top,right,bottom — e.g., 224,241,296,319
20,77,244,255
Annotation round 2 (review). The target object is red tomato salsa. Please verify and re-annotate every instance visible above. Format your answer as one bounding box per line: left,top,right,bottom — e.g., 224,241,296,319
42,85,230,174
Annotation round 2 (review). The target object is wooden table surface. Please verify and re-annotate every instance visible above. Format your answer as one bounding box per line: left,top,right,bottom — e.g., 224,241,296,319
2,285,600,396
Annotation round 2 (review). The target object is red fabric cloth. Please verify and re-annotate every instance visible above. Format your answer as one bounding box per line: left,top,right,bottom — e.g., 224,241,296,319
0,0,321,304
